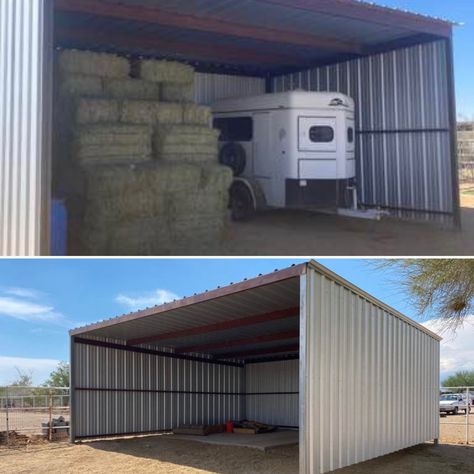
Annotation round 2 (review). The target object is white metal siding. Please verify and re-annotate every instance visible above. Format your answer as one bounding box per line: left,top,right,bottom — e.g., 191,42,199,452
0,0,52,256
301,267,440,474
72,339,244,438
274,41,454,224
245,360,299,426
194,72,265,105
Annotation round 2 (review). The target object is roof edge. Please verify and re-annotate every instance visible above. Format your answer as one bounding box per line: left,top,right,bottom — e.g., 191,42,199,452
307,260,442,342
69,262,307,336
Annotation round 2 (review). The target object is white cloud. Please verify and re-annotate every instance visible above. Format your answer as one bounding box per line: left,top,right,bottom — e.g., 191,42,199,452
0,356,60,386
3,287,43,299
0,296,67,325
422,315,474,379
116,288,180,311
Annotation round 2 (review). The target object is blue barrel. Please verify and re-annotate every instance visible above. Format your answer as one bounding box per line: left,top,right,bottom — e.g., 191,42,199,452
51,199,68,256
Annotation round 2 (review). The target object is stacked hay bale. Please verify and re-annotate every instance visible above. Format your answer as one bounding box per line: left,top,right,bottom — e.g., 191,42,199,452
55,50,232,255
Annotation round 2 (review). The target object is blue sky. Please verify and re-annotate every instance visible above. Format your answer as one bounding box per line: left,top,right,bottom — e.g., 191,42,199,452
380,0,474,119
0,258,472,385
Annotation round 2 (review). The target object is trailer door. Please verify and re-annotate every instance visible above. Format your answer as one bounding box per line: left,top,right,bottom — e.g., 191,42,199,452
252,112,275,204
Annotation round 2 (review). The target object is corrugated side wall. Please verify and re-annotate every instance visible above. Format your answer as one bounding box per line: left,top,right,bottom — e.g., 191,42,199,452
245,359,299,427
194,72,265,105
0,0,52,256
72,338,244,438
273,40,454,224
300,267,440,474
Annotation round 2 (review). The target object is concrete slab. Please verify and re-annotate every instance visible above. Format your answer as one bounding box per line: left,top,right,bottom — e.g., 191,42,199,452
171,429,299,451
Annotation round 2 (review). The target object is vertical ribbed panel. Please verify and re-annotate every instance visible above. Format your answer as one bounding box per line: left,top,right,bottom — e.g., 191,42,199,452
301,267,439,474
194,72,265,105
273,41,454,224
72,340,243,438
0,0,52,256
245,360,299,426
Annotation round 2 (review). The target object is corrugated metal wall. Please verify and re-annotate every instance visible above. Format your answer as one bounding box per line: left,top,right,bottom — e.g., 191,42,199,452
300,267,440,474
273,40,455,224
246,360,299,427
0,0,52,256
194,72,265,105
72,339,244,438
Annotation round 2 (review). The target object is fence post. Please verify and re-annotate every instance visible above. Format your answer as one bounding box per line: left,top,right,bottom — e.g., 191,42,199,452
48,389,53,442
467,387,470,445
5,387,9,446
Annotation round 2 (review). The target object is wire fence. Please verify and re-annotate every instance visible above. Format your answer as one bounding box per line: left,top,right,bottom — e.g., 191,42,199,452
0,387,70,447
459,162,474,184
439,386,473,445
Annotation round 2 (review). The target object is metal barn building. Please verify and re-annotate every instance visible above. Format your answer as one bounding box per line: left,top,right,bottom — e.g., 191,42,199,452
70,261,441,474
0,0,460,256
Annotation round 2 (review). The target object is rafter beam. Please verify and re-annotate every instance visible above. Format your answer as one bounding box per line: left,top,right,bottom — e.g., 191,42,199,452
218,344,300,360
176,330,299,354
127,307,299,346
55,26,308,67
55,0,363,54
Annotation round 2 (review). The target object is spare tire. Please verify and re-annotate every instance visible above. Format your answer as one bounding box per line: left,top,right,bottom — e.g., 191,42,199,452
219,142,246,176
230,180,256,221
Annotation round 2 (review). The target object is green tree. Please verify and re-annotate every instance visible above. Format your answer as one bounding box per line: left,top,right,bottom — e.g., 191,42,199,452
376,259,474,330
442,371,474,388
43,361,69,388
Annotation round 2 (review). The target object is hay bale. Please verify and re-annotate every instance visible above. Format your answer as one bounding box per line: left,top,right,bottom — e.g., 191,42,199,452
139,60,194,84
156,103,185,124
78,162,230,255
183,104,211,125
58,49,130,79
74,124,152,163
161,82,194,103
59,74,104,97
104,78,161,100
121,101,183,125
76,99,121,124
154,125,218,162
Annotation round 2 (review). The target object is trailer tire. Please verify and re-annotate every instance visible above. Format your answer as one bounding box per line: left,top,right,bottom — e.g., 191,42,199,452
230,181,256,221
219,142,246,176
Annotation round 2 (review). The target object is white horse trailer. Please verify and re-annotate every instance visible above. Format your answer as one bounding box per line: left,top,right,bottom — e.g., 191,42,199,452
212,91,357,220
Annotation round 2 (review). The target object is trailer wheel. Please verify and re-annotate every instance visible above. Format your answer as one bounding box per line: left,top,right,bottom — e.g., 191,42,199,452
230,181,256,221
219,142,246,176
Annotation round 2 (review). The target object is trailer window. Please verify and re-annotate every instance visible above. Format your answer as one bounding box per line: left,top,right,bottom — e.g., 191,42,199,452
213,117,253,142
309,126,334,143
348,127,354,143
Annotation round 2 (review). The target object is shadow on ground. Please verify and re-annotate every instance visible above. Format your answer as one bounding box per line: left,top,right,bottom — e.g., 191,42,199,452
215,207,474,256
84,434,298,474
83,435,474,474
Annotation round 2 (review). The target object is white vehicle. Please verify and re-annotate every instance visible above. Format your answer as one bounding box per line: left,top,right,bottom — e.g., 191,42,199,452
212,91,357,220
439,393,474,415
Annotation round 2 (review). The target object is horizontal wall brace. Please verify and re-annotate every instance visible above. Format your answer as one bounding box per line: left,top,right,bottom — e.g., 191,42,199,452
73,337,243,368
357,128,449,135
75,387,299,396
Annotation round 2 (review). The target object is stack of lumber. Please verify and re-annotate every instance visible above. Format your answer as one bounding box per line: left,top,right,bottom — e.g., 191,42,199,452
54,49,231,255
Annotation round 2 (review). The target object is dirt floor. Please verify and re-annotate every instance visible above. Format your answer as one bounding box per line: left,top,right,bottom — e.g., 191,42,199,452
440,412,474,444
0,435,473,474
1,416,473,474
197,186,474,257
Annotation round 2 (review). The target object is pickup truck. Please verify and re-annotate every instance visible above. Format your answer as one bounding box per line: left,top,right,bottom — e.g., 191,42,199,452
439,393,473,415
